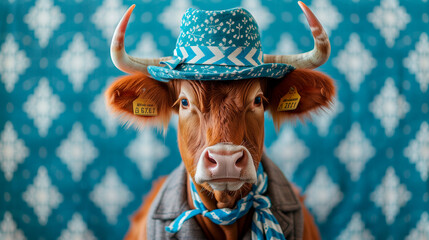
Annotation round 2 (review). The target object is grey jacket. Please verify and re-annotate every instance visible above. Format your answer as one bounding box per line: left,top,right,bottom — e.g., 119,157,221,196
146,155,304,239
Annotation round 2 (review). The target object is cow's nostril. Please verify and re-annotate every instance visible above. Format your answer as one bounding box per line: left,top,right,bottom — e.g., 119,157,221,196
208,156,217,164
235,155,243,165
235,151,246,168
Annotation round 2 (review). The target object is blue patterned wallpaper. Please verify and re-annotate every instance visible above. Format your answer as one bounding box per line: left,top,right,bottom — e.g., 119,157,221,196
1,0,429,239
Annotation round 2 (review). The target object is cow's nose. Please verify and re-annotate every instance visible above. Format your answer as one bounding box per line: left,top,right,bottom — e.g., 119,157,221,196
205,148,247,178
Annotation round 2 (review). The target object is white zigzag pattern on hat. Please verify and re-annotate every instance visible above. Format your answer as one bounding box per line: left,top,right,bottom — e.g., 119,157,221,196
208,47,226,64
182,47,189,60
245,48,258,66
227,48,245,65
175,46,262,66
190,46,204,63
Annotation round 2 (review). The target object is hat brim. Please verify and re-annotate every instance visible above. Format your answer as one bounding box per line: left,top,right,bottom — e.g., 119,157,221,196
147,63,295,82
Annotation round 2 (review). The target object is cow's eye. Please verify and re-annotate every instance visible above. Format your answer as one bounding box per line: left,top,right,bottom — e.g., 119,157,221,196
254,96,262,106
181,98,189,107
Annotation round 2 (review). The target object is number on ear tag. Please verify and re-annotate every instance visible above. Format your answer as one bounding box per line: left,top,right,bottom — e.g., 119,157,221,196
277,86,301,111
133,98,158,116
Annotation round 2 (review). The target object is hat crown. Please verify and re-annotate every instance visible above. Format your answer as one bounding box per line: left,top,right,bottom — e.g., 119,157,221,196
176,8,261,49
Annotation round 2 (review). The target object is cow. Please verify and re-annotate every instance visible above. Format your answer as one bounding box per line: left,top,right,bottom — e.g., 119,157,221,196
105,2,335,240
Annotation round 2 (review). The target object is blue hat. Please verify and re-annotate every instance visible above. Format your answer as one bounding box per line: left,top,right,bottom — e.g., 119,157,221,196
147,8,294,81
111,3,330,81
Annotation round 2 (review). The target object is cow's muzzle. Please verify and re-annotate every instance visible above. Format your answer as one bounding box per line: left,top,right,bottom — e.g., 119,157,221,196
194,143,257,191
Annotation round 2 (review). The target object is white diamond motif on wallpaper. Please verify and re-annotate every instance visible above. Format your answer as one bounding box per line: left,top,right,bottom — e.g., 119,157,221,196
271,33,300,55
371,167,411,225
406,212,429,240
241,0,274,31
0,212,26,240
158,0,193,36
57,34,100,92
24,0,64,48
312,98,343,137
333,33,376,92
23,78,65,137
370,78,409,137
299,0,342,35
22,167,63,225
404,33,429,93
0,34,30,93
337,213,374,240
335,123,375,181
92,0,127,41
58,213,97,240
404,122,429,181
268,127,309,179
90,168,133,224
305,166,343,222
368,0,410,48
131,33,164,58
90,85,119,136
125,130,169,179
169,114,179,132
0,122,29,181
56,123,99,181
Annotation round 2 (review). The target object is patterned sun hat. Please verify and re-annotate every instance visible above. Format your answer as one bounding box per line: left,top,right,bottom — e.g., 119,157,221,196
111,2,331,82
147,8,294,81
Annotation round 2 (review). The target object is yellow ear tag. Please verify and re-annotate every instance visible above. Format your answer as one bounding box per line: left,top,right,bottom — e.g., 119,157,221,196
132,98,158,116
277,86,301,111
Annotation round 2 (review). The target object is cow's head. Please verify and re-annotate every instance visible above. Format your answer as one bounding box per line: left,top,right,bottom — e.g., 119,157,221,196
106,2,335,208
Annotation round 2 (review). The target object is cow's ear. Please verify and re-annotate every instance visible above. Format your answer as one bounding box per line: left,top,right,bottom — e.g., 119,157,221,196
266,69,336,129
105,74,175,130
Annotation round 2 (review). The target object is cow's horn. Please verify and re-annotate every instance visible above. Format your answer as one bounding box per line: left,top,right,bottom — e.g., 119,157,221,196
111,5,171,75
264,1,330,69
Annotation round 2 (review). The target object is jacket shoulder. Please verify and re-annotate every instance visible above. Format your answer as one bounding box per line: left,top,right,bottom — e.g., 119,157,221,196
124,177,167,240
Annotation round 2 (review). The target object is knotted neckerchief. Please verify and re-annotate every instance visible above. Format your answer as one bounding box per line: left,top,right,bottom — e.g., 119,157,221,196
165,164,286,240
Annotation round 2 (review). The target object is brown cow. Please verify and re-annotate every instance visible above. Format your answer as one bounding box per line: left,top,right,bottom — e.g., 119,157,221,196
106,2,335,240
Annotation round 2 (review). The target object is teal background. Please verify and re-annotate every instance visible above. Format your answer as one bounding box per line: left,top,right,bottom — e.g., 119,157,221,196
1,0,428,239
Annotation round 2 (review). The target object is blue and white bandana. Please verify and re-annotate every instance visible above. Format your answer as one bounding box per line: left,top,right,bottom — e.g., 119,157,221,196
165,164,286,240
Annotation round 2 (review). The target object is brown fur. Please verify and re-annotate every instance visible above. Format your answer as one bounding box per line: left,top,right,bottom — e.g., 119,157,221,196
169,79,267,239
267,69,336,130
106,69,334,240
175,79,265,184
105,74,174,131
